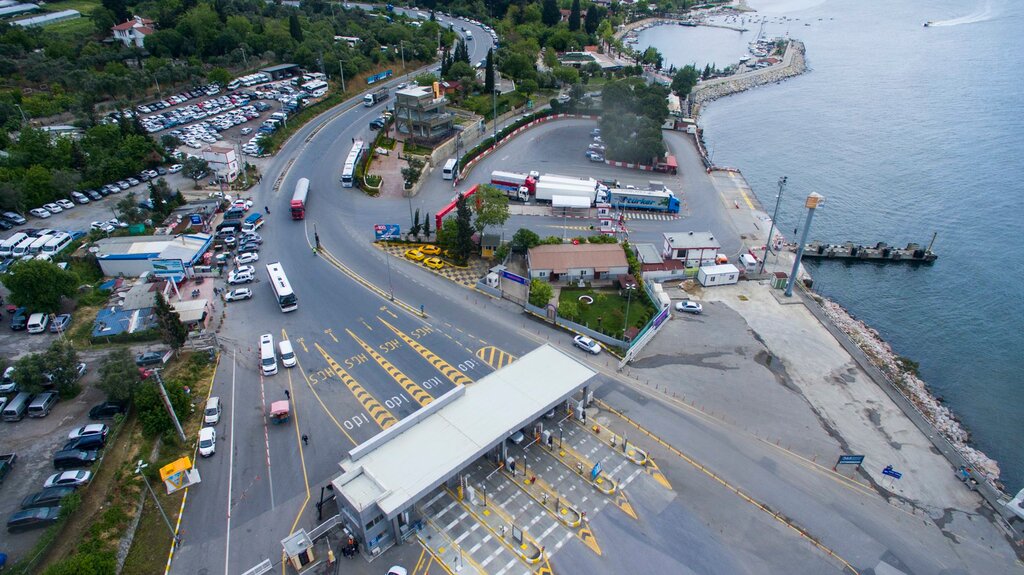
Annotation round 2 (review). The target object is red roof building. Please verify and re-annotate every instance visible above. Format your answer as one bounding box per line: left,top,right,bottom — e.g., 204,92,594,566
111,16,155,48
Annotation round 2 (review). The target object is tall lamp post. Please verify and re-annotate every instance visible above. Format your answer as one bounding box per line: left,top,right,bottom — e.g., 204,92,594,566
622,282,637,340
785,192,824,297
759,176,787,275
135,460,179,546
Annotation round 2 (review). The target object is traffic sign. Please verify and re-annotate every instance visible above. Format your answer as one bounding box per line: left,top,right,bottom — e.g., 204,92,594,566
190,214,203,225
882,465,902,480
373,224,400,240
590,462,601,481
500,270,526,285
838,455,865,466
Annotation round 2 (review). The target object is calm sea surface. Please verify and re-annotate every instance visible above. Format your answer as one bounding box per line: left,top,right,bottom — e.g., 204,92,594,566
640,0,1024,491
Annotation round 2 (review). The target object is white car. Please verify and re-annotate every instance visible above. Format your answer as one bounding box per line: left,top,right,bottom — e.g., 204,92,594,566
69,423,109,441
234,264,255,276
227,271,254,285
127,178,140,187
386,567,408,575
29,208,51,218
240,232,262,244
235,252,259,265
117,181,130,190
573,335,601,355
168,164,183,173
43,203,63,213
674,300,703,314
91,221,115,233
44,470,92,488
198,426,216,457
56,199,75,209
224,288,253,302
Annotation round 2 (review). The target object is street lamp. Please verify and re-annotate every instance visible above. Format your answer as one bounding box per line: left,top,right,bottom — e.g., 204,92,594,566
623,282,637,339
135,460,179,547
759,176,786,275
785,193,824,297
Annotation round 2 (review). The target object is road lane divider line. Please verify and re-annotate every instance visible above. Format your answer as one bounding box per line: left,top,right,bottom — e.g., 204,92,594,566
258,367,276,509
379,317,473,387
318,246,426,319
287,356,311,534
288,336,357,446
315,342,397,429
346,328,435,407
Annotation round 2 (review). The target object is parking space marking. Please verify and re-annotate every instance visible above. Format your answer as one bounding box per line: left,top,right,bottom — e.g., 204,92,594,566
379,317,473,386
314,342,397,429
346,329,434,407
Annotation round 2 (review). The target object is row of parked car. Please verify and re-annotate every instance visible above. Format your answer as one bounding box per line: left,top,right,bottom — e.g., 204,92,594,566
100,84,222,126
6,309,73,333
153,95,267,141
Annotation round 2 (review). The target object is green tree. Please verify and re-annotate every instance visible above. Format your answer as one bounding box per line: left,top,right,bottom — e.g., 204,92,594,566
473,185,510,238
528,278,553,307
453,193,475,263
541,0,560,27
484,48,495,94
597,20,614,47
401,157,425,187
4,260,77,313
510,228,541,253
154,293,188,349
288,13,304,42
183,157,209,186
585,6,602,35
14,340,79,397
116,191,144,224
97,348,141,404
207,67,232,87
135,374,190,439
569,0,582,32
671,64,699,99
437,218,458,255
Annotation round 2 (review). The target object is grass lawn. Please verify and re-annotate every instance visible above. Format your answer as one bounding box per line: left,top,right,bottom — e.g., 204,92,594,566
46,0,101,14
558,286,655,338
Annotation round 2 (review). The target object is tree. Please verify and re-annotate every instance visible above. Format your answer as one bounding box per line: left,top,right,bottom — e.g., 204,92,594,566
423,213,431,237
401,157,425,187
510,228,541,253
437,218,458,255
453,193,475,263
288,13,304,42
671,64,700,99
569,0,581,32
116,191,144,224
528,278,553,307
161,134,183,150
102,0,129,22
484,49,495,94
473,185,510,239
585,6,601,35
4,260,77,313
207,67,232,87
154,293,188,349
597,20,614,47
135,374,190,439
542,0,560,27
97,348,141,404
14,340,79,397
183,157,209,186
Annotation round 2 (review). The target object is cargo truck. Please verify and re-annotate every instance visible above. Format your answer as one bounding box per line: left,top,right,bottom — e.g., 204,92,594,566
606,188,681,213
490,171,537,200
535,180,607,205
363,88,389,107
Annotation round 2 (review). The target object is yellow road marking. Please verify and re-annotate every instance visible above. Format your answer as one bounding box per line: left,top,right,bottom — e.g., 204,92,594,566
646,456,673,490
379,317,473,387
319,247,426,318
411,547,427,575
296,337,307,353
288,333,355,446
476,346,517,369
738,188,756,209
500,467,601,555
286,356,311,533
444,487,546,568
347,329,434,407
315,342,396,429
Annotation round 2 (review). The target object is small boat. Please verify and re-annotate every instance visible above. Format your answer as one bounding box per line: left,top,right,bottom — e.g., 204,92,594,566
923,21,933,27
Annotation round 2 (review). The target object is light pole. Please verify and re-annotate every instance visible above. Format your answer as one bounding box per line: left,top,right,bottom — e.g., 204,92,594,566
151,368,187,443
135,460,179,546
759,176,786,275
385,240,394,301
785,192,824,297
338,60,346,93
14,104,28,125
623,282,637,340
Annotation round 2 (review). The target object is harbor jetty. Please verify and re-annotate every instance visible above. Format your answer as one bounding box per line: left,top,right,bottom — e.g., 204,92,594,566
800,238,938,263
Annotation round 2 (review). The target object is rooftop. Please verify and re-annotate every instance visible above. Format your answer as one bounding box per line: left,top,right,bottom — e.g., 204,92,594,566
663,231,720,249
528,243,628,273
95,233,212,265
333,344,596,518
633,243,663,264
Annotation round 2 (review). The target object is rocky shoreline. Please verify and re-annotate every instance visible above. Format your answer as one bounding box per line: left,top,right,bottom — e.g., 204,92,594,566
690,39,808,113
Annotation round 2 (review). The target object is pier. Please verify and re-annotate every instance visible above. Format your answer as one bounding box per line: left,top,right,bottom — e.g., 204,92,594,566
798,239,938,263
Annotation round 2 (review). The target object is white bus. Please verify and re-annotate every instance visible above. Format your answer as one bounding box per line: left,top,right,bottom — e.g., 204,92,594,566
266,262,298,312
28,235,54,255
42,233,73,256
302,80,328,98
259,333,278,376
442,158,458,180
340,140,365,188
0,232,28,257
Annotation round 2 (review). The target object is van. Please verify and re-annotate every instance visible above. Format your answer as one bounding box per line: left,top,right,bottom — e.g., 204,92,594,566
278,340,296,368
11,236,36,257
42,233,72,256
3,391,32,421
27,391,58,417
738,253,758,273
259,333,278,376
28,235,53,255
241,213,263,234
216,226,237,238
204,397,221,425
0,232,28,256
442,158,458,180
27,313,50,334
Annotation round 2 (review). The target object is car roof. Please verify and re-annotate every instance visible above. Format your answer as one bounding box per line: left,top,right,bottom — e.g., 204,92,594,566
199,426,215,438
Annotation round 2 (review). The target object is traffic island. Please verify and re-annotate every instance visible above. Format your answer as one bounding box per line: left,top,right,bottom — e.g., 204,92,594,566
577,419,650,466
541,440,618,495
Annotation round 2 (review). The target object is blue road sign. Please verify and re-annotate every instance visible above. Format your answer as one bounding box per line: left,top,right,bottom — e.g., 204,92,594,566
501,270,526,285
190,214,203,225
882,465,902,479
838,455,865,466
590,462,601,481
374,224,401,240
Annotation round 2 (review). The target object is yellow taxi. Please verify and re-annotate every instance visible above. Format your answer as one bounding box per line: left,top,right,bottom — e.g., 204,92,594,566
423,257,444,270
404,249,425,261
419,245,442,255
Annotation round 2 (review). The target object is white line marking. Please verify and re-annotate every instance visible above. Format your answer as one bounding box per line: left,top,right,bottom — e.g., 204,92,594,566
223,353,236,575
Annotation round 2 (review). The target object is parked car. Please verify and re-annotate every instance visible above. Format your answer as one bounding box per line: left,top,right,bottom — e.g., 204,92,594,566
235,252,259,265
89,401,127,420
135,351,164,366
198,426,216,457
7,506,62,533
53,448,100,470
43,469,92,488
29,208,51,219
419,245,441,255
56,199,75,210
423,257,444,270
572,335,602,355
404,249,425,262
10,307,28,330
42,203,63,214
62,434,106,451
68,423,109,441
227,270,253,285
224,288,253,302
91,221,115,233
49,313,72,333
674,300,703,314
20,486,75,510
169,164,183,173
3,211,26,225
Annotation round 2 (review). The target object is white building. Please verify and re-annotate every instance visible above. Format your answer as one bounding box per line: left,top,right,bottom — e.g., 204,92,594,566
202,145,239,183
111,16,155,48
94,234,212,278
662,231,721,268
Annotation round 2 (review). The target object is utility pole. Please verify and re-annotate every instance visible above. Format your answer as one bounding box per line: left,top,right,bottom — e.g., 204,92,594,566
400,41,406,75
759,176,786,275
152,368,187,443
339,61,346,93
135,461,179,546
623,282,636,339
492,51,499,143
240,46,249,71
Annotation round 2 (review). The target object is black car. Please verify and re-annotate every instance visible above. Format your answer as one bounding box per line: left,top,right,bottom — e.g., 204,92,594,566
21,486,75,510
89,401,127,420
86,190,103,201
63,434,106,451
7,506,62,533
0,219,12,231
53,449,100,470
369,118,385,130
10,307,28,330
135,351,163,366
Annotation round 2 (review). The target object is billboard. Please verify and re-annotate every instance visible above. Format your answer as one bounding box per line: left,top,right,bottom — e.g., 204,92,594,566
374,224,400,240
367,70,394,85
152,259,186,279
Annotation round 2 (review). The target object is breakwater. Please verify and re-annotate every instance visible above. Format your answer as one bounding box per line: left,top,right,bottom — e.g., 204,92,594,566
690,40,807,113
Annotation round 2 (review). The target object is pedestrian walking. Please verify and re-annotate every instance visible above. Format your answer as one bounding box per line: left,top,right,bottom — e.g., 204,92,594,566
265,205,270,214
302,434,309,445
284,389,290,400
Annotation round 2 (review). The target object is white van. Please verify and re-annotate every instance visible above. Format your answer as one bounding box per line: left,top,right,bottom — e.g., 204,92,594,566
27,313,49,334
0,232,28,256
28,234,54,255
11,236,36,257
259,333,278,375
738,253,758,273
204,397,222,425
278,340,296,368
42,233,72,256
442,158,458,180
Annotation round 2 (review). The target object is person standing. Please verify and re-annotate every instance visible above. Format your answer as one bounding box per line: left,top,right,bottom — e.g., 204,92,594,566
302,434,309,445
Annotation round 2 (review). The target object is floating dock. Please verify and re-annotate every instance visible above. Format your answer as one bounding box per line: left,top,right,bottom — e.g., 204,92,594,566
799,240,937,263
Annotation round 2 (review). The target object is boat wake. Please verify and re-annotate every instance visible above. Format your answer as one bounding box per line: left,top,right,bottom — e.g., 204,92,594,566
927,1,995,27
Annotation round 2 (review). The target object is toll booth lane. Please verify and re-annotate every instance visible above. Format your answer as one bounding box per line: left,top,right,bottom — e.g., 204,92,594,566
418,488,529,575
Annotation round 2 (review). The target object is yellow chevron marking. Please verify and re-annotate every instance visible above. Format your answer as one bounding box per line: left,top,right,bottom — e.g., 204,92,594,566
314,343,396,429
379,318,473,387
476,346,517,370
346,329,433,407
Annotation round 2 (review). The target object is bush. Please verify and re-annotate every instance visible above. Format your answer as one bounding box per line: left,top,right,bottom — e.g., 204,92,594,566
528,278,553,308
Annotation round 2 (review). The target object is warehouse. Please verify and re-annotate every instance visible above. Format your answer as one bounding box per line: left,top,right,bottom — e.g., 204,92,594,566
94,234,211,278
